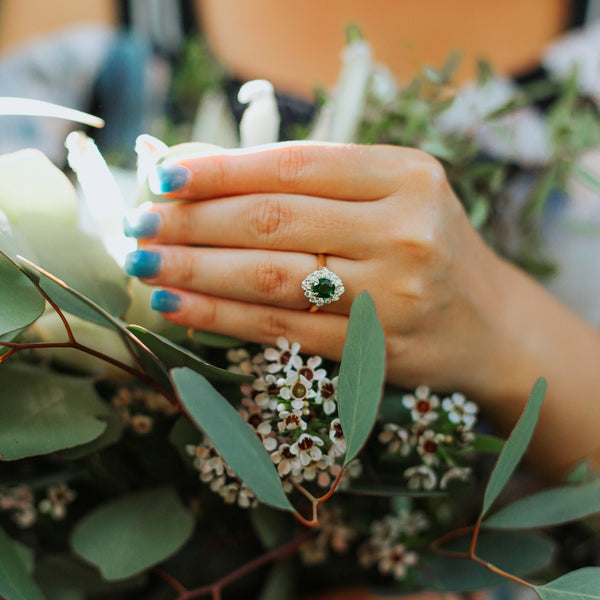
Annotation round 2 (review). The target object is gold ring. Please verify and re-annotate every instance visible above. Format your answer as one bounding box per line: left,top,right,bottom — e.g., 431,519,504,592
301,253,345,312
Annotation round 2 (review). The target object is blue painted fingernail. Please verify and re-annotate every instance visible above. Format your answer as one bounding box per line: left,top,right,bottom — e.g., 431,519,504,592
151,289,182,313
124,250,162,278
149,163,191,194
123,210,162,239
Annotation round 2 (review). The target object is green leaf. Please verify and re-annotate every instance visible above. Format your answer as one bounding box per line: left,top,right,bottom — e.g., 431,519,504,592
342,481,445,498
127,325,253,384
337,291,386,465
481,378,546,517
0,524,48,600
534,567,600,599
171,367,294,513
17,258,173,393
17,218,130,318
58,405,125,460
71,487,194,580
472,434,505,454
484,480,600,529
0,363,109,460
34,554,147,595
250,505,292,550
258,561,294,600
0,252,44,338
424,530,554,592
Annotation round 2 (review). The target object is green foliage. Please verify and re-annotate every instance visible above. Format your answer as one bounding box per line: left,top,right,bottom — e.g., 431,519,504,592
337,291,386,464
128,325,253,384
534,567,600,599
171,367,295,512
17,218,130,319
0,252,44,339
484,480,600,529
424,530,555,592
71,487,194,580
481,378,546,517
0,363,109,460
0,525,47,600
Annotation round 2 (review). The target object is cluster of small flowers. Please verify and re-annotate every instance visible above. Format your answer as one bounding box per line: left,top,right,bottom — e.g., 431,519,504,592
185,337,360,508
379,385,478,491
112,386,179,435
359,509,429,580
298,506,358,565
0,482,77,528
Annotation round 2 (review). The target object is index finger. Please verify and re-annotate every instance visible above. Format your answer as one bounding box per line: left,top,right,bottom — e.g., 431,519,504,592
150,142,413,202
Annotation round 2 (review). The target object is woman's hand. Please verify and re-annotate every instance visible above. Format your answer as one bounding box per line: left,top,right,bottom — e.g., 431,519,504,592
124,141,600,478
127,143,502,394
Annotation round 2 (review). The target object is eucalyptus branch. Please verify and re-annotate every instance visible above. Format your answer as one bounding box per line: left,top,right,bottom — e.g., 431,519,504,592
0,338,179,406
166,530,316,600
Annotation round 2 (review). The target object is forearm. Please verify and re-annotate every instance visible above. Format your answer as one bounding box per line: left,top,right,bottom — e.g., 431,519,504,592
477,250,600,480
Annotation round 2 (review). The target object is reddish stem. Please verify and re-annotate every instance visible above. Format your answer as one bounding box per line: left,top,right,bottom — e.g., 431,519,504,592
176,530,315,599
154,568,188,594
316,465,346,503
469,515,483,558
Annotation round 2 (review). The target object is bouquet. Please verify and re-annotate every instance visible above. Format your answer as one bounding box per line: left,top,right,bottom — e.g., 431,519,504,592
0,30,599,600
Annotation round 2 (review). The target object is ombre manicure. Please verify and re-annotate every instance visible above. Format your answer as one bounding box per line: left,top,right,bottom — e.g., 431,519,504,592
123,210,162,239
124,250,162,278
149,163,191,194
151,289,182,313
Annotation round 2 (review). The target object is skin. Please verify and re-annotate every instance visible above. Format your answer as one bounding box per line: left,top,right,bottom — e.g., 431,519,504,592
138,142,600,484
134,142,600,600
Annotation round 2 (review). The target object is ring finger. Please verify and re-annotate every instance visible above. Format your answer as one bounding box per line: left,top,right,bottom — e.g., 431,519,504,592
125,245,361,313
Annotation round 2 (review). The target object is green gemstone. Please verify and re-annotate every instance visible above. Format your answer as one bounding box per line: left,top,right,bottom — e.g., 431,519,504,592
312,278,336,299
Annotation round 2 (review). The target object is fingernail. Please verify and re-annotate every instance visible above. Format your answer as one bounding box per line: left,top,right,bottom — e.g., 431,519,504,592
123,210,162,239
149,163,191,194
151,289,182,313
124,250,162,278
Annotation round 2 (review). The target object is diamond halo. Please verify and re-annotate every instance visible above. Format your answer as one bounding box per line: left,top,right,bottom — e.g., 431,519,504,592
301,267,345,308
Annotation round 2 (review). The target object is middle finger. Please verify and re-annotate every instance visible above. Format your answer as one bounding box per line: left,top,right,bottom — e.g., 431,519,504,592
128,194,375,259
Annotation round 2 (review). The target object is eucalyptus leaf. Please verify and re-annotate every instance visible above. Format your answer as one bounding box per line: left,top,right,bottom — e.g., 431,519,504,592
16,258,173,393
0,363,109,460
484,480,600,529
0,251,45,339
342,481,444,498
258,561,294,600
481,378,546,517
128,325,253,384
171,367,294,513
337,291,386,465
0,524,47,600
425,530,554,592
471,434,505,454
71,487,194,580
250,505,293,549
17,218,130,319
34,554,147,595
58,406,125,460
534,567,600,599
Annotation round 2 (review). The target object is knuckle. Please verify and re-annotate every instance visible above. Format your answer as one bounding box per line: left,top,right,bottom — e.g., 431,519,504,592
200,295,219,329
253,260,288,301
275,145,313,187
247,196,291,242
263,311,288,341
179,251,198,287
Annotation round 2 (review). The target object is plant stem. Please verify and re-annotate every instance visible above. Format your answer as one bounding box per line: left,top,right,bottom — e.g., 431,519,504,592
176,530,315,599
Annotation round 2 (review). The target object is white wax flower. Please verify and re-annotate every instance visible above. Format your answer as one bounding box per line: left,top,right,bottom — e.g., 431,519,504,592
238,80,280,147
192,90,239,148
328,38,373,143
